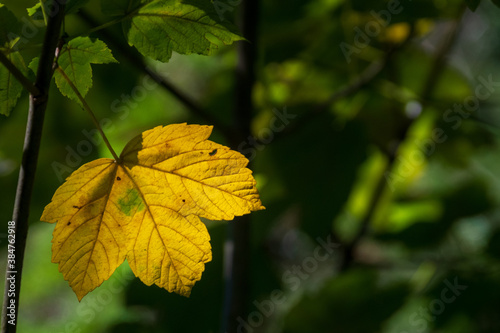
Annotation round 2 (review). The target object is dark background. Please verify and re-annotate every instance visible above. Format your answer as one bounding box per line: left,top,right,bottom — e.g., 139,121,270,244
2,0,500,332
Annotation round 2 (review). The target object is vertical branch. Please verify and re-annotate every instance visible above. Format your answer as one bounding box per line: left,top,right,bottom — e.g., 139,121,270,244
1,2,65,332
222,0,259,331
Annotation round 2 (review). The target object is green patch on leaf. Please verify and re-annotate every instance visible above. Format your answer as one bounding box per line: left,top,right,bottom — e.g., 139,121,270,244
54,37,117,102
118,188,145,216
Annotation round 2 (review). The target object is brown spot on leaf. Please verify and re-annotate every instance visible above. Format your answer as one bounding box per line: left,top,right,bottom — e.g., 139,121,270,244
67,222,71,226
209,149,217,156
117,176,121,181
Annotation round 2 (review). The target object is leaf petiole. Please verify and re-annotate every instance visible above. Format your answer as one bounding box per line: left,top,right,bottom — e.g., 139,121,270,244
55,66,120,161
39,0,48,26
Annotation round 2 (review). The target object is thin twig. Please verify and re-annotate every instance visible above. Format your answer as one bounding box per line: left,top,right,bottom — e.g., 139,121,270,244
56,66,119,161
1,2,66,332
0,52,40,96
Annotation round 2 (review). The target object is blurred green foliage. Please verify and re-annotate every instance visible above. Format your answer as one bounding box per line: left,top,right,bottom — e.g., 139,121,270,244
2,0,500,332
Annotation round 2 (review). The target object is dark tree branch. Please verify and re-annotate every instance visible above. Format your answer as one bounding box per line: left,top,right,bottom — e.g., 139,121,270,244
0,52,40,96
340,12,464,271
1,2,65,332
222,0,259,331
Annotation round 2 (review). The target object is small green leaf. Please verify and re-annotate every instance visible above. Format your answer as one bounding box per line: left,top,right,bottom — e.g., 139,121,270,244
54,37,117,102
125,0,244,62
465,0,481,11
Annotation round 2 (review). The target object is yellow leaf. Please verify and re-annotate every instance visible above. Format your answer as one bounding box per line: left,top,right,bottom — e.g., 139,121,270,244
41,123,264,300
